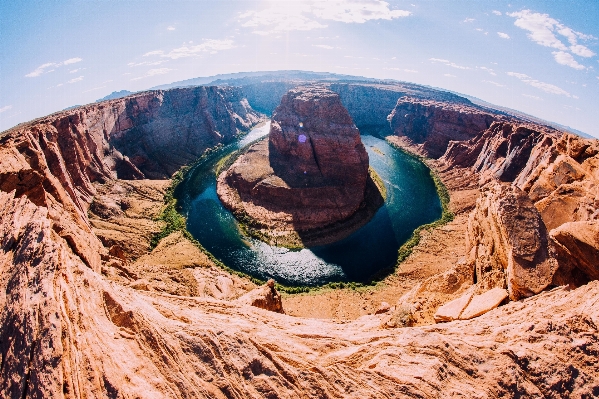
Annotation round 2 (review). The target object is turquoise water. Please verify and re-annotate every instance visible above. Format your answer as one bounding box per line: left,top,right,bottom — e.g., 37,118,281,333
176,123,442,286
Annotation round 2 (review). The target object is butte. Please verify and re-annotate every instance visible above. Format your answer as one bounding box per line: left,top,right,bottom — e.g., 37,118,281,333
216,86,385,247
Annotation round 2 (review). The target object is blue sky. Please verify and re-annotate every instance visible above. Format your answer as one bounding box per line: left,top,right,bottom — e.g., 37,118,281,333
1,0,598,136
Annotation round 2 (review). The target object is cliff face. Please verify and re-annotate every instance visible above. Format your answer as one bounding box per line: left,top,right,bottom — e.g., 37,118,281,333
2,80,599,397
389,97,496,158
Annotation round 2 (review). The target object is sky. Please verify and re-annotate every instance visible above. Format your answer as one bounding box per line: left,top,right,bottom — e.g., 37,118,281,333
1,0,598,136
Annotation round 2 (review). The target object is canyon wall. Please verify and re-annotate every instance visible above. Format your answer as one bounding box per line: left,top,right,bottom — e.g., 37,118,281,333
1,81,599,397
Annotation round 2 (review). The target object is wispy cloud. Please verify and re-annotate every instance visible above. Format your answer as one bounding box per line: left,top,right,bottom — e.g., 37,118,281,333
507,10,595,68
143,39,235,59
167,26,175,31
492,10,502,16
131,68,173,81
552,51,585,70
507,71,572,97
82,86,107,93
522,94,542,100
313,44,334,49
478,66,496,75
68,76,84,83
0,105,13,113
239,0,410,35
429,58,470,69
497,32,510,39
444,74,456,77
463,18,475,23
128,60,169,67
26,57,83,77
384,67,418,73
483,80,505,87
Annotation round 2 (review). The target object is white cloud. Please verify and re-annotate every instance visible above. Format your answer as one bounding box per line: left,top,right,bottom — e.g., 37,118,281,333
522,94,542,100
68,76,84,83
25,62,56,77
143,50,164,57
507,10,596,61
63,57,82,65
444,74,456,77
0,105,13,113
131,68,173,81
478,66,497,75
463,18,475,23
552,51,585,70
429,58,470,69
384,68,418,73
82,86,107,93
144,39,235,59
167,26,175,31
313,44,334,49
69,68,82,73
483,80,505,87
492,10,502,16
507,71,572,97
507,10,569,50
497,32,510,39
25,57,83,77
128,60,169,67
570,44,595,58
239,0,410,35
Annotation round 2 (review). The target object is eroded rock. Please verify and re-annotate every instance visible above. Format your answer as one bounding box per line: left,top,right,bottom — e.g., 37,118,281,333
467,181,559,300
237,279,284,313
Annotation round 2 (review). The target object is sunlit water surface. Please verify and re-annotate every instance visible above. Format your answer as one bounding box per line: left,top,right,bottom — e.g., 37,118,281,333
177,122,442,286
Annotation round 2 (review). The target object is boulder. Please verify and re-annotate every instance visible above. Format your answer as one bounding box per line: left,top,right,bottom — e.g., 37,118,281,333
459,288,508,320
236,279,284,313
434,290,474,323
467,181,559,300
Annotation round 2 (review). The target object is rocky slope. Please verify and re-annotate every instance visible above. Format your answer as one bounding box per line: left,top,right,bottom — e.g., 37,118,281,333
1,79,599,397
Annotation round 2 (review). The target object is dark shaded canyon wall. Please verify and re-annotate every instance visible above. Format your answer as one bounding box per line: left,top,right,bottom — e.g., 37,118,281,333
0,86,261,228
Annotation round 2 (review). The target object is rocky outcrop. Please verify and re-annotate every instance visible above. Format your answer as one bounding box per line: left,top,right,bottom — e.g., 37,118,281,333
237,279,284,313
3,77,599,397
217,86,381,246
389,97,496,158
466,182,559,300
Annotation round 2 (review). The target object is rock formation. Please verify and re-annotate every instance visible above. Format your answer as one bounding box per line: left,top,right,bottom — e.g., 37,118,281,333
2,79,599,397
466,182,559,300
217,86,381,246
388,97,496,158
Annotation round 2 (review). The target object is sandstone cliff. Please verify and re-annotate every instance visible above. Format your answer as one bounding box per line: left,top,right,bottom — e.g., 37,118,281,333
2,80,599,397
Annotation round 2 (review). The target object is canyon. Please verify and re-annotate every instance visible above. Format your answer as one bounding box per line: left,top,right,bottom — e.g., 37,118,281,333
217,86,382,247
1,73,598,397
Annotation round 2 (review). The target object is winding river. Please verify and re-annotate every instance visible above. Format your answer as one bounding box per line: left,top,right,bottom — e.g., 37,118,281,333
176,122,442,286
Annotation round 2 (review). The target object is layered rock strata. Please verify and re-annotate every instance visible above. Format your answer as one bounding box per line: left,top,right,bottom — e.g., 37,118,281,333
217,86,381,246
2,79,599,396
389,97,496,158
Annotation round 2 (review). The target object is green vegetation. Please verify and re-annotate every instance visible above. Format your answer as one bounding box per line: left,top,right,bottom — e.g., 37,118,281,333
150,135,454,296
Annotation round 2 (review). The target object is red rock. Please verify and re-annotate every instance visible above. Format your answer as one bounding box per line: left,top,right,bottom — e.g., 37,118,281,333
388,97,495,158
236,279,284,313
467,182,559,300
459,288,508,320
